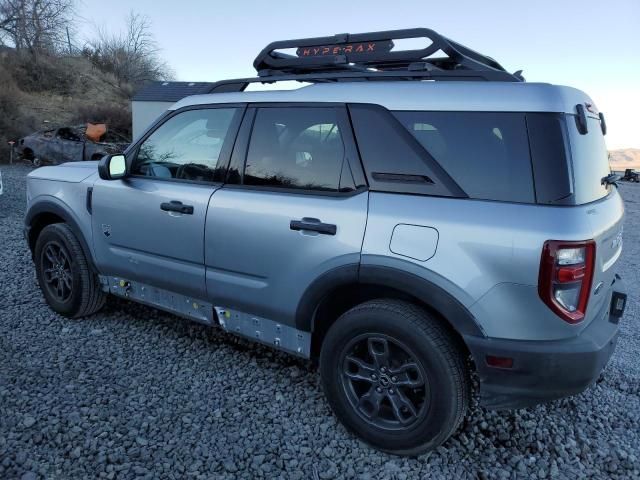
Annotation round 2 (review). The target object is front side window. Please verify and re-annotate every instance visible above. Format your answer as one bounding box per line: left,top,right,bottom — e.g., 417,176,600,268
244,107,346,192
131,108,239,182
394,111,535,203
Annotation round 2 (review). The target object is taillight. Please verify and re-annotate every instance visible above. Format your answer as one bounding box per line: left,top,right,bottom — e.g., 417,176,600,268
538,240,595,324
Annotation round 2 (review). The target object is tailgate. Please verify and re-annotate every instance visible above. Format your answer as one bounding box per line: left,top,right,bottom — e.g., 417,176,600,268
584,189,625,325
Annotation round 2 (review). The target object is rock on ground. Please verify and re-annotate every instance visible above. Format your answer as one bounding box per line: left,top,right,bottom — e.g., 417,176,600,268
0,164,639,479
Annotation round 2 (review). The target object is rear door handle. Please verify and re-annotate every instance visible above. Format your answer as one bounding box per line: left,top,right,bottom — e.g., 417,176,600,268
160,200,194,215
290,217,337,236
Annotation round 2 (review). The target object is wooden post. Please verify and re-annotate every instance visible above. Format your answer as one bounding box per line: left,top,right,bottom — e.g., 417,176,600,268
8,141,15,165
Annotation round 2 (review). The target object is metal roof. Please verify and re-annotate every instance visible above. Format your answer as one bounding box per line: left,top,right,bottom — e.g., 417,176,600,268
171,81,594,115
132,81,216,102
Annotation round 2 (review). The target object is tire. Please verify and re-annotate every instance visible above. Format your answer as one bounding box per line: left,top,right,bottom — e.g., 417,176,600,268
34,223,106,318
320,299,470,456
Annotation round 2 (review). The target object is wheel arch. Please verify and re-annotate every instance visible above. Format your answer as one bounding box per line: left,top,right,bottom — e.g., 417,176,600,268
25,199,97,272
297,263,486,360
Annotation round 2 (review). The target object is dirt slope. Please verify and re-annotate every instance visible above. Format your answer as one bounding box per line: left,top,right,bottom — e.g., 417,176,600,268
0,52,131,161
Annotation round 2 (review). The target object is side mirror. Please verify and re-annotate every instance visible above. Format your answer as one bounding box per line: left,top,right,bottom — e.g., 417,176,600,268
98,154,127,180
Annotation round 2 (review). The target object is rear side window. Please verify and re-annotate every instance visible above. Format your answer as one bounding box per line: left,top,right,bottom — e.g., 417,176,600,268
349,105,465,198
244,107,346,192
394,111,535,203
525,113,573,204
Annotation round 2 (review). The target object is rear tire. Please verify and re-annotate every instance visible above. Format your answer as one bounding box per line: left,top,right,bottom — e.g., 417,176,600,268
319,299,470,456
35,223,106,318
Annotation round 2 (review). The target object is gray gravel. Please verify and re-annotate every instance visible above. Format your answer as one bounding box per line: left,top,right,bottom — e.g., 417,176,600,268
1,164,639,479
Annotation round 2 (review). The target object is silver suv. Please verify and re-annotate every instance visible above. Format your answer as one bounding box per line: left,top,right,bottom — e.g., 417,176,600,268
24,29,627,455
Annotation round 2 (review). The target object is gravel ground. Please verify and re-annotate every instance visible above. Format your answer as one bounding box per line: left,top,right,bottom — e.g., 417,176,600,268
0,164,639,480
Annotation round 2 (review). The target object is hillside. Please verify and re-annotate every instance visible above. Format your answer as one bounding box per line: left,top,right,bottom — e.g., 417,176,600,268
610,148,640,171
0,51,131,161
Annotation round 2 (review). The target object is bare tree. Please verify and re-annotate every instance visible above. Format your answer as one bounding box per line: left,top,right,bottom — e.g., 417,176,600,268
87,11,171,88
0,0,74,57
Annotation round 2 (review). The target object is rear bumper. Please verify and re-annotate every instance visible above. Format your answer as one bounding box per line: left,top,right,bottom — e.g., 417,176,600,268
466,277,627,409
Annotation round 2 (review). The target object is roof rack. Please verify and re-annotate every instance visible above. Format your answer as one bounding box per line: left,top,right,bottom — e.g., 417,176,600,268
208,28,524,94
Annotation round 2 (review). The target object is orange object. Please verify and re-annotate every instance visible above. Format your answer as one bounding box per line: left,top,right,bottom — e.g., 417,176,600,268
85,123,107,142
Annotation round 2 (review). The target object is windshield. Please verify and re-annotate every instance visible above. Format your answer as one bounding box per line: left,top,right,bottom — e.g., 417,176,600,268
567,115,611,204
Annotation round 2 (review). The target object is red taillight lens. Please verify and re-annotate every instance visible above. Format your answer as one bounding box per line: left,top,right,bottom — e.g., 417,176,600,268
538,240,595,324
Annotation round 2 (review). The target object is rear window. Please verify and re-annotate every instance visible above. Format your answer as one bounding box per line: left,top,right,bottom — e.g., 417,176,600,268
567,115,611,204
393,111,535,203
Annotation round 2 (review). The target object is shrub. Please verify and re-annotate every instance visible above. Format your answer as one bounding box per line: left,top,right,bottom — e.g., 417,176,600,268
3,53,75,95
0,68,36,162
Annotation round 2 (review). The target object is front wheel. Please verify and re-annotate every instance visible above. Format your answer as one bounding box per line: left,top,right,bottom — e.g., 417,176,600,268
320,299,470,456
35,223,106,318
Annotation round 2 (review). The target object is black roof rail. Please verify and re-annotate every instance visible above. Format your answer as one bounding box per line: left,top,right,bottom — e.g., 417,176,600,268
207,28,524,94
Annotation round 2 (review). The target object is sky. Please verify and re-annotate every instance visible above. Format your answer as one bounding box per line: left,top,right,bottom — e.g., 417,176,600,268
76,0,640,149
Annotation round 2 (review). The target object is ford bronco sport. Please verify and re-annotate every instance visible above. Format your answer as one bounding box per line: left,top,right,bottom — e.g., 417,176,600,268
24,28,627,455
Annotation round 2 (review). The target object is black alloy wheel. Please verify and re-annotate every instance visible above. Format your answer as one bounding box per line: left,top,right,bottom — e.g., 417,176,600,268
340,334,429,430
40,240,74,304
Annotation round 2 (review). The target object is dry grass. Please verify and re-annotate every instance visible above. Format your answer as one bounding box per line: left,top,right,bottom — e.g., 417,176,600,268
0,52,132,162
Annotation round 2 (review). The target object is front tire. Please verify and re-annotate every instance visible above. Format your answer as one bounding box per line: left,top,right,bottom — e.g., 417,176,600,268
320,299,470,456
35,223,106,318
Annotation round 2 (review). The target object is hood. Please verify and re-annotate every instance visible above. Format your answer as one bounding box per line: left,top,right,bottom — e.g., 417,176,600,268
27,161,99,183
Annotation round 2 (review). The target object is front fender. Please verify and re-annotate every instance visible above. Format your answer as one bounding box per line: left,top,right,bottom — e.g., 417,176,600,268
24,196,97,272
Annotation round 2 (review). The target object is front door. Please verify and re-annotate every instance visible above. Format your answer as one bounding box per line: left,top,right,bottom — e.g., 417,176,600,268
91,106,244,299
204,105,369,325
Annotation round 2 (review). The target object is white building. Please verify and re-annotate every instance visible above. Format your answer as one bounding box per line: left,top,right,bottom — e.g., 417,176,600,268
131,81,215,140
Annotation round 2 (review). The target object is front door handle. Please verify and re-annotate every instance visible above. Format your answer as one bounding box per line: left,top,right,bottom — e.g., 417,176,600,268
160,200,194,215
290,217,337,235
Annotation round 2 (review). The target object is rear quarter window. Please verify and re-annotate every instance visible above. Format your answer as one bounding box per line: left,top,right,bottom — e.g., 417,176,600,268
394,111,535,203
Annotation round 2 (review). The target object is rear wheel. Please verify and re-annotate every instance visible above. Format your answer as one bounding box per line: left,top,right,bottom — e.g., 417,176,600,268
320,299,470,456
35,223,106,318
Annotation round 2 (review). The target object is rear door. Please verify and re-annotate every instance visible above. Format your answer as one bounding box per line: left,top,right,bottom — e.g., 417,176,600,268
91,105,244,299
204,105,368,326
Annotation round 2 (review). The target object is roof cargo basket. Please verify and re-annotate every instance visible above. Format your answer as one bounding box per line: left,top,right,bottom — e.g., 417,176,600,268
208,28,524,94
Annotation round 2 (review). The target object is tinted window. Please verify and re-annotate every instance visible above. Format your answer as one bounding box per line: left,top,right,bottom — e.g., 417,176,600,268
244,108,345,191
567,115,611,204
526,113,572,204
349,105,464,198
394,111,535,203
132,108,238,182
